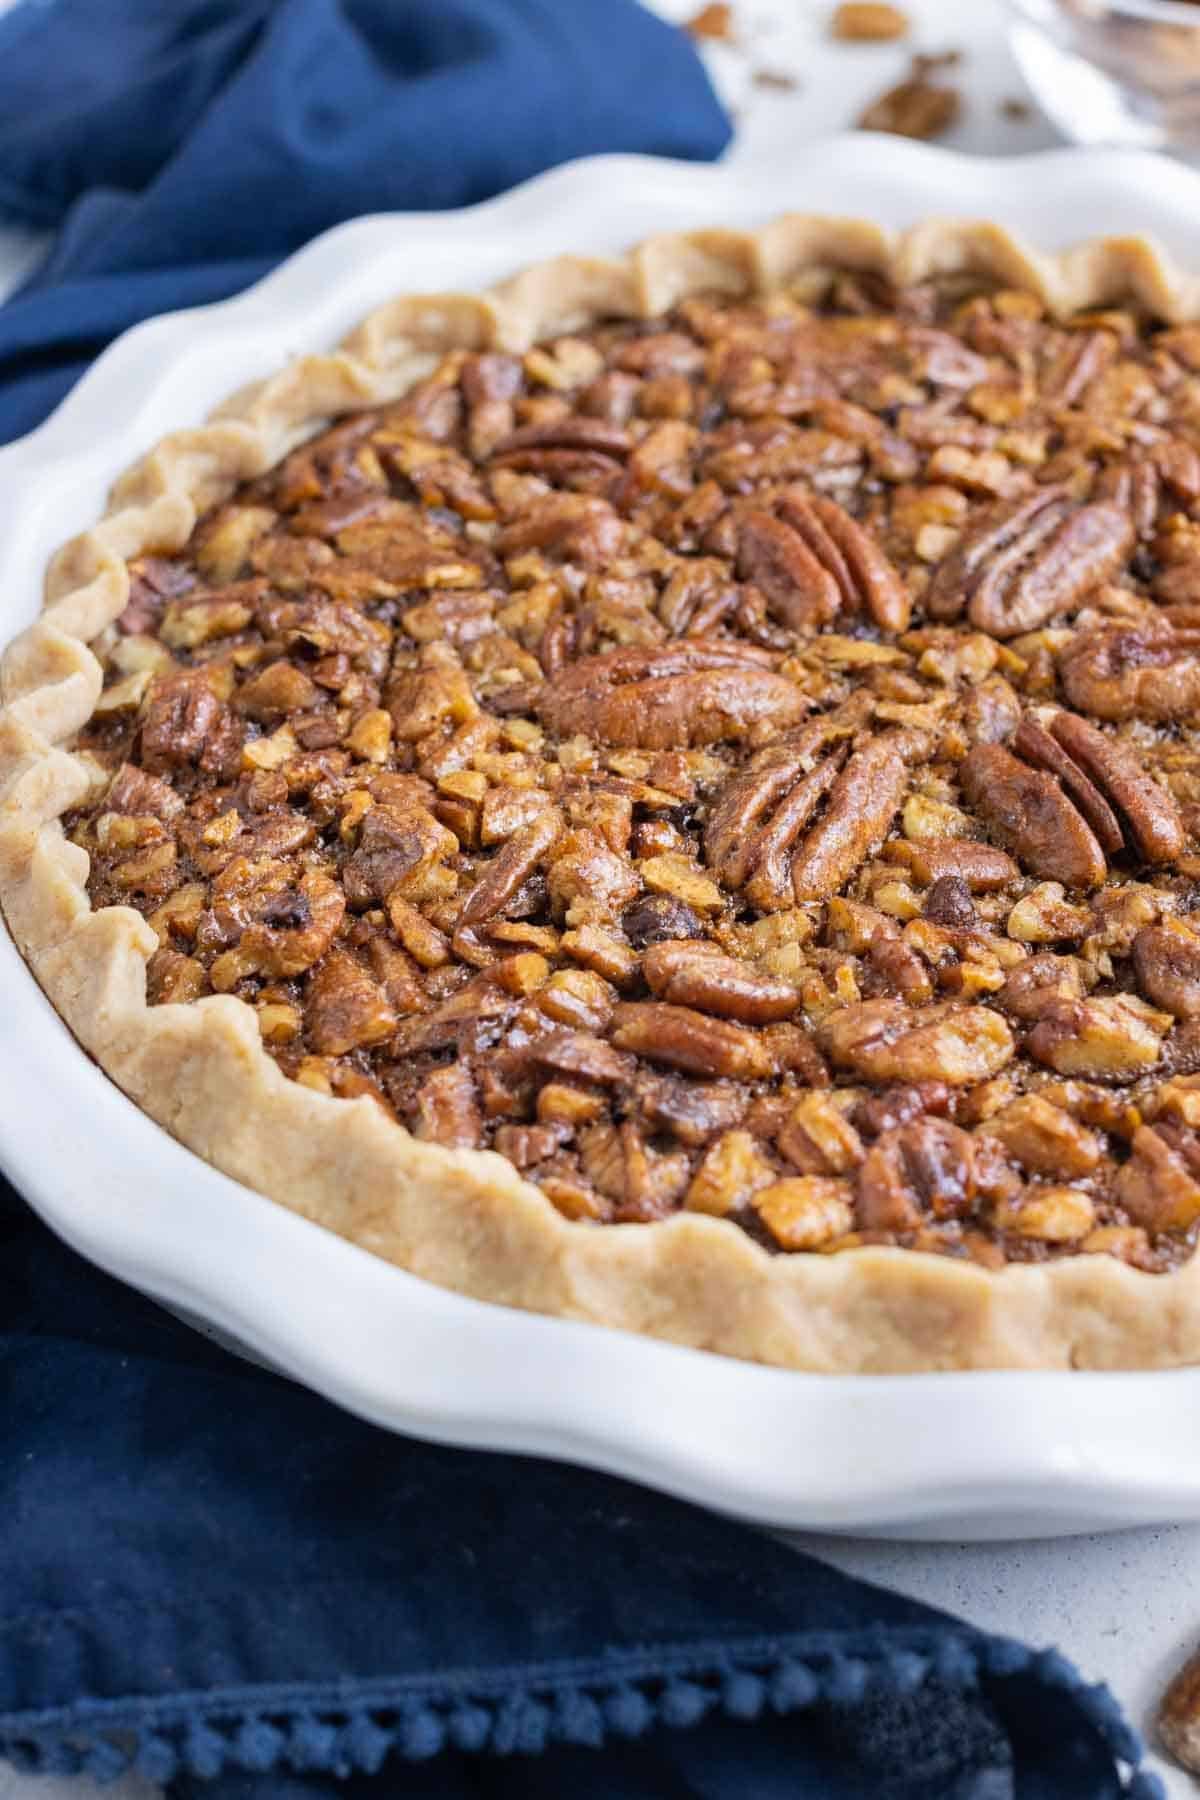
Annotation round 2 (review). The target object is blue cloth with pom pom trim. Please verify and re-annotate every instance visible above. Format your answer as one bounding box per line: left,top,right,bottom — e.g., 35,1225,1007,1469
0,1178,1165,1797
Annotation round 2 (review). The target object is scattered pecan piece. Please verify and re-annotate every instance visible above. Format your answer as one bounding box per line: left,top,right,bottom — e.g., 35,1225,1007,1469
453,809,564,962
858,69,960,140
833,2,908,40
1118,1121,1200,1231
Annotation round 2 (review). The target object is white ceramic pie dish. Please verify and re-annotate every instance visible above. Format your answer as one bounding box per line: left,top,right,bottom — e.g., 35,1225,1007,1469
10,132,1200,1539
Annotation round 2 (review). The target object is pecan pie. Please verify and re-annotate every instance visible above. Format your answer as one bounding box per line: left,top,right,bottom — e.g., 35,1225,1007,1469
13,216,1200,1370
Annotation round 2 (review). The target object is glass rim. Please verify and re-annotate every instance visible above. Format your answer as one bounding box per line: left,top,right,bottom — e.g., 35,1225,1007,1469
1008,0,1200,27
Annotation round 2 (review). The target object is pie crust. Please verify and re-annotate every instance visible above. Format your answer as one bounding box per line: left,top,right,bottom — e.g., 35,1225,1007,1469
8,213,1200,1373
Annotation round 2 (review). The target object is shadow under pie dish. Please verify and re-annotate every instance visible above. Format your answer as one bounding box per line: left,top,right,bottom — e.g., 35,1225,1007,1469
12,219,1200,1373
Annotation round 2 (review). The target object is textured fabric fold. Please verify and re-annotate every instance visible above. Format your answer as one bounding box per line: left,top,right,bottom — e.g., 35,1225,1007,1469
0,1179,1164,1798
0,0,730,441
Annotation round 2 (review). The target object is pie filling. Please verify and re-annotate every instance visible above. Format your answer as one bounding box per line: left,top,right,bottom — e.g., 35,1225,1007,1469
65,271,1200,1269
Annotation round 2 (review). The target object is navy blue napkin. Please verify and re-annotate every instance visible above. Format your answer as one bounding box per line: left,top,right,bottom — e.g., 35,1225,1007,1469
0,1178,1164,1799
0,0,730,442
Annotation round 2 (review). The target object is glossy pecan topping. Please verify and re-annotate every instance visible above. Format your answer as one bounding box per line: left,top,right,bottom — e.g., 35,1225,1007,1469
67,269,1200,1270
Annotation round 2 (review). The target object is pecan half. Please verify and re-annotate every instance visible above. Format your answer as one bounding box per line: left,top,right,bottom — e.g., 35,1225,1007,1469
1010,718,1123,853
1048,710,1183,863
704,717,908,909
926,490,1133,636
536,638,806,749
774,490,910,632
960,741,1107,888
737,508,840,633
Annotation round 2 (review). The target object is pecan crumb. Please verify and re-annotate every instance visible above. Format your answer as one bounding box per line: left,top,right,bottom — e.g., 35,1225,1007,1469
859,53,962,139
832,3,909,41
685,2,735,41
752,68,798,92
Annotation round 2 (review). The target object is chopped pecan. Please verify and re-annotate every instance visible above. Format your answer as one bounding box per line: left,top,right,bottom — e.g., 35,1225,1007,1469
495,493,624,566
904,840,1018,891
996,953,1086,1022
343,802,455,908
412,1064,483,1149
621,893,704,948
106,762,184,821
960,742,1106,887
818,999,1014,1085
980,1094,1101,1179
857,1118,977,1231
547,827,641,920
642,940,800,1023
1133,925,1200,1018
141,671,243,778
1060,626,1200,724
493,417,631,459
611,1002,776,1079
526,1027,634,1086
1026,994,1169,1078
1117,1121,1200,1231
858,72,960,140
685,1129,776,1215
536,639,806,750
453,809,564,962
305,952,397,1055
634,1071,748,1145
777,1092,865,1175
754,1177,854,1249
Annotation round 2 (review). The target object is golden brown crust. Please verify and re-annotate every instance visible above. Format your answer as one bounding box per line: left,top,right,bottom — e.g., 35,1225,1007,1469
9,213,1200,1372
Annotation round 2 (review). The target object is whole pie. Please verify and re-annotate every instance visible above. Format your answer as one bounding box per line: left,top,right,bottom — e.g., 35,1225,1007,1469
11,215,1200,1370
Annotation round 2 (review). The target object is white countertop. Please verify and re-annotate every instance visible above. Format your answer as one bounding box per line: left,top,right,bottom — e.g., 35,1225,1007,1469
0,0,1196,1794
